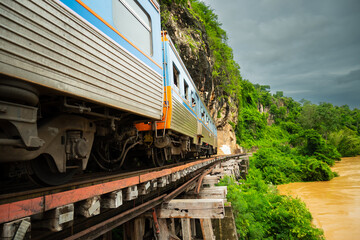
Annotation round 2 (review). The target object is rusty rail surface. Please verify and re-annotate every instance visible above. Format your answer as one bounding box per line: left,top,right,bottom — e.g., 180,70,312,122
0,159,202,202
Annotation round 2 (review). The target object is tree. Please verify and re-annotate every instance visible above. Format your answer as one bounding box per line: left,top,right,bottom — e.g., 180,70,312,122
274,91,283,98
298,102,317,130
315,103,340,140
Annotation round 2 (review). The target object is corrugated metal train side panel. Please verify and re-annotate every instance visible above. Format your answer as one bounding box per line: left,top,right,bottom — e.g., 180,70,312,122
0,0,163,119
170,93,198,139
201,124,214,146
170,91,216,147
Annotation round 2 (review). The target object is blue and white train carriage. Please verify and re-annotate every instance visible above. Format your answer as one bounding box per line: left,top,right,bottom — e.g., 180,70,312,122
135,32,217,166
0,0,217,185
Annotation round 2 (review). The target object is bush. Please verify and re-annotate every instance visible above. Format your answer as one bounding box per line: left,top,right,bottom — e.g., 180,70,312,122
301,158,335,181
290,129,341,163
219,175,325,240
236,107,267,148
251,140,338,183
251,147,302,184
328,128,360,157
280,121,302,135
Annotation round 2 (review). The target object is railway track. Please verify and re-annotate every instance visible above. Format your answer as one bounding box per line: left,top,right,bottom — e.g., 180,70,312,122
0,154,246,240
0,158,206,204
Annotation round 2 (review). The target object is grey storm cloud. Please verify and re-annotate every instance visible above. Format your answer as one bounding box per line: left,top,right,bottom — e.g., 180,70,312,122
203,0,360,108
337,69,360,84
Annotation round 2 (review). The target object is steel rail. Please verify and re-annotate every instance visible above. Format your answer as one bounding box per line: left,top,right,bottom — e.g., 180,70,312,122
194,165,216,194
0,156,224,203
64,194,166,240
64,167,208,239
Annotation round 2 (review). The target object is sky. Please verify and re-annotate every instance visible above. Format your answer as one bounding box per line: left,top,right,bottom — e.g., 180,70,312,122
202,0,360,109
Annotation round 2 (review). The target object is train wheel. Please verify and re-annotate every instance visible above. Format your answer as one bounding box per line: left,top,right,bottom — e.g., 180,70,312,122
27,154,77,186
152,148,166,167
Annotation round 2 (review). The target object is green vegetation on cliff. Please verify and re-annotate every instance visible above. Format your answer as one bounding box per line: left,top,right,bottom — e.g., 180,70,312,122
189,0,243,101
236,85,360,157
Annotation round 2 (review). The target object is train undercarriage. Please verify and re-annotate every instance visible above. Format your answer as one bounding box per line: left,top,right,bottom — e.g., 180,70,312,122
0,79,216,186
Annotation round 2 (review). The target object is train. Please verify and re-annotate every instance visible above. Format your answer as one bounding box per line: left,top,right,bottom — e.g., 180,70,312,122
0,0,217,186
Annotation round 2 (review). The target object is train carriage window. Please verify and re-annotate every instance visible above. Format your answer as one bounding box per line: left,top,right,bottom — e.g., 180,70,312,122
173,64,179,88
184,80,189,101
196,95,200,113
191,91,196,109
112,0,152,55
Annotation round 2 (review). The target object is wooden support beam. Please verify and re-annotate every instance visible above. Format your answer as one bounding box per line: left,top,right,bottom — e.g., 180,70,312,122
157,199,225,219
123,221,132,240
200,219,215,240
77,196,101,218
221,160,238,167
190,219,196,237
185,186,227,199
157,219,170,240
123,218,145,240
169,218,176,235
1,217,31,240
184,191,225,199
133,217,145,240
203,186,227,196
171,172,180,182
224,170,234,176
204,175,219,180
158,176,167,188
181,218,191,240
101,231,112,240
124,186,138,201
202,175,220,187
151,179,158,190
33,204,73,232
101,190,122,209
211,168,224,175
138,181,151,196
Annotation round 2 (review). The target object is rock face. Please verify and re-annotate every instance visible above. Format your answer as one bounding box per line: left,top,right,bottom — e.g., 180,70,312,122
217,124,244,155
160,1,240,153
258,103,274,125
161,2,211,102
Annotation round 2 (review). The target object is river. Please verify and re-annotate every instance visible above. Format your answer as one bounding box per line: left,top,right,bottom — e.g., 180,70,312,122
277,156,360,240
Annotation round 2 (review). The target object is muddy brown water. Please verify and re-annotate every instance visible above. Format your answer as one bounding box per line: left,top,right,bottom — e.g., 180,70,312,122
277,156,360,240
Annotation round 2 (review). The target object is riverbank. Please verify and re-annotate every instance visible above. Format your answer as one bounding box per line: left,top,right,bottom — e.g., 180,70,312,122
278,156,360,240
